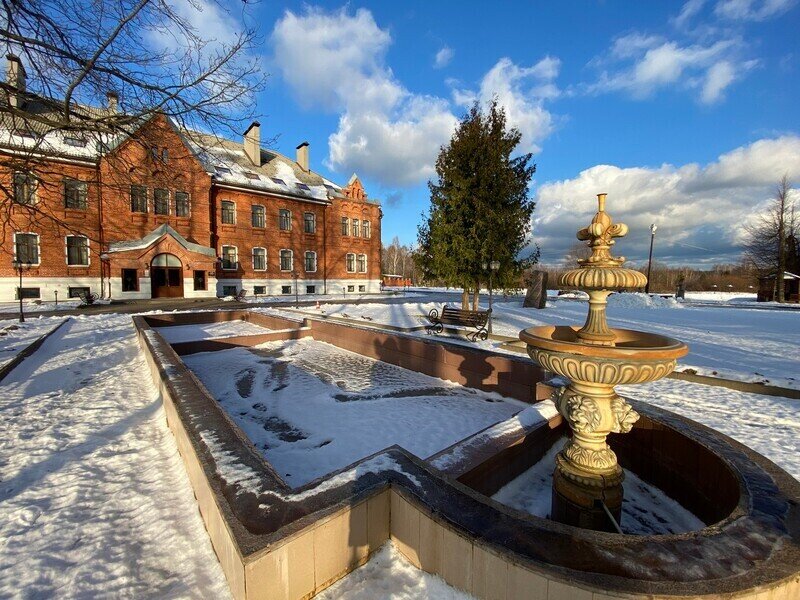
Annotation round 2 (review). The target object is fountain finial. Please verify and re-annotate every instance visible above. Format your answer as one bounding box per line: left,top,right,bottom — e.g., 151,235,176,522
561,194,647,346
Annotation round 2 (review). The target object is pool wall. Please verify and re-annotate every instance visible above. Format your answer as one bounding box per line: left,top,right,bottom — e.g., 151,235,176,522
133,310,800,600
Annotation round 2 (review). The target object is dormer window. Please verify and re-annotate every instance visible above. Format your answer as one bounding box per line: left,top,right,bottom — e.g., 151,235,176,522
245,172,260,180
296,183,310,191
270,177,286,186
63,135,87,148
14,129,38,139
215,166,232,175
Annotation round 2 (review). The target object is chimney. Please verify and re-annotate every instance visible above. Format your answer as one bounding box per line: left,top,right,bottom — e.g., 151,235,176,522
243,121,260,166
106,91,119,113
296,141,309,171
6,54,26,109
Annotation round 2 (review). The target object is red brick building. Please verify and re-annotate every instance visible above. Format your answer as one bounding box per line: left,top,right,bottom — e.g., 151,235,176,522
0,57,381,302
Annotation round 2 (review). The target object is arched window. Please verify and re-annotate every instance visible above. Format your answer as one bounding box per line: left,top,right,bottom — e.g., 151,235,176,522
151,253,181,267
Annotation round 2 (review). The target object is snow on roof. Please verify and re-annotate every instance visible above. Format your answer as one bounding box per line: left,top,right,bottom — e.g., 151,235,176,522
106,224,216,256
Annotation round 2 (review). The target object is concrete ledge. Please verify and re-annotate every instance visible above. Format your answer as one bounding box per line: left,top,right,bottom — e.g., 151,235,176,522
0,318,69,383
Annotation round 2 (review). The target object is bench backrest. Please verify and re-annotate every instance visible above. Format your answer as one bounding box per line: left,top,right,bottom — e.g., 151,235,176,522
440,306,490,326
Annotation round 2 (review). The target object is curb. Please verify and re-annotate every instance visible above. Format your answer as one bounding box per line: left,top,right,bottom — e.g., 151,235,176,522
0,318,70,383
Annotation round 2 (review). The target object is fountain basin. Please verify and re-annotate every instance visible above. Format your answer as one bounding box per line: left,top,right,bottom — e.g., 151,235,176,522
521,325,688,385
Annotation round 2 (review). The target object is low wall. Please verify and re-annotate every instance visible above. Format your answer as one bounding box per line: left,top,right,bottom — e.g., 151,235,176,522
134,310,800,600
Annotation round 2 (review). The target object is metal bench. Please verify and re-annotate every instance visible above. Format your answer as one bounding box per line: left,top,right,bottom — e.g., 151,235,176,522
426,305,492,342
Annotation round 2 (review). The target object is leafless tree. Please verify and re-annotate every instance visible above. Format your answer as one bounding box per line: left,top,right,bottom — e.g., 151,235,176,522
743,175,798,302
0,0,266,236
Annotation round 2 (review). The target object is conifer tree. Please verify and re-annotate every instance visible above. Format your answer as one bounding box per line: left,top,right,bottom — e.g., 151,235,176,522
417,100,537,307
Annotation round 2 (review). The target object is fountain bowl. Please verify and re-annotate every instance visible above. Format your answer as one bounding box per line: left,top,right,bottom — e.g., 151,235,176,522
521,325,688,386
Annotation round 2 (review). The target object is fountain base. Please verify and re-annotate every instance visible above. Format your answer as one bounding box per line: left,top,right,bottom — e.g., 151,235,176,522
551,451,625,532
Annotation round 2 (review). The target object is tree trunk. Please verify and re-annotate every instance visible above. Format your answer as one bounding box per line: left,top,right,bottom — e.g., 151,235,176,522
462,288,469,309
472,283,480,311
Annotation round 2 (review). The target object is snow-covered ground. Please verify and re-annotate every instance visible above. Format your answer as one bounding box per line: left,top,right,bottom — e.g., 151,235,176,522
317,542,471,600
0,317,64,370
155,320,270,344
493,440,705,535
276,295,800,389
183,338,520,487
0,314,229,598
0,299,83,314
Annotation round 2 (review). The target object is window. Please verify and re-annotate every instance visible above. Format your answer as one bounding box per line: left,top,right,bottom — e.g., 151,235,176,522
296,183,310,191
352,218,360,237
215,166,231,175
363,220,371,239
346,253,355,273
245,172,260,181
221,200,236,224
13,172,37,205
221,245,238,270
359,285,366,292
122,269,139,292
17,288,41,299
280,249,293,271
193,270,206,291
357,253,367,273
281,285,292,295
304,251,317,272
341,217,349,236
252,247,266,271
154,189,169,215
324,184,337,193
66,236,89,266
254,285,266,295
271,177,286,186
68,286,90,298
279,209,291,231
347,285,355,293
130,185,147,212
304,212,316,234
251,205,265,228
222,285,238,297
306,285,316,294
64,178,88,209
14,233,39,265
63,135,87,148
175,192,190,217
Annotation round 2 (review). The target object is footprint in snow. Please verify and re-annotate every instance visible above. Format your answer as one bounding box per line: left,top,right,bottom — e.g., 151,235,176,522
16,506,41,527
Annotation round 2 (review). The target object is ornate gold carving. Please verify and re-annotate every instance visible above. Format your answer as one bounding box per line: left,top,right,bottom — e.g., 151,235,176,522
610,395,639,433
558,392,602,434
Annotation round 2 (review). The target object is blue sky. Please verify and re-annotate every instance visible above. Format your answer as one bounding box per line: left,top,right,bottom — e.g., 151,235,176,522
222,0,799,267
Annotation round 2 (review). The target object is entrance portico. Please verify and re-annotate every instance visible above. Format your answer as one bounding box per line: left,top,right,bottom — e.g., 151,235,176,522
106,224,217,300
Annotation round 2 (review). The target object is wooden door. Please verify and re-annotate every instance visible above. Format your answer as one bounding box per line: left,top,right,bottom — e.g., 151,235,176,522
151,267,184,298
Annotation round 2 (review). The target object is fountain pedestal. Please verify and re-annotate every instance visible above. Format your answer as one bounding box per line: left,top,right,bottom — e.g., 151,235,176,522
521,194,688,532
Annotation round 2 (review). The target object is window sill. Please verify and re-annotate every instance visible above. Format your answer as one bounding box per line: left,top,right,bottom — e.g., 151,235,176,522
67,265,90,268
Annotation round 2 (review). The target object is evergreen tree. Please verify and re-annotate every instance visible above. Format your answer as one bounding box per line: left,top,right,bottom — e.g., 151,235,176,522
417,100,537,306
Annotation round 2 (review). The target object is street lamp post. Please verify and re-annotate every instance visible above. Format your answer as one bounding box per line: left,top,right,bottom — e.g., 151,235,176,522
645,224,657,294
12,260,30,323
482,260,501,334
293,271,299,308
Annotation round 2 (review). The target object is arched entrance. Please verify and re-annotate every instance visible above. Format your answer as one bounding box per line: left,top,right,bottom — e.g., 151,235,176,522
151,253,184,298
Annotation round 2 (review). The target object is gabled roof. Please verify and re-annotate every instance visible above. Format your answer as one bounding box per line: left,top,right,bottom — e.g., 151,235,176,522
760,271,800,280
106,224,216,257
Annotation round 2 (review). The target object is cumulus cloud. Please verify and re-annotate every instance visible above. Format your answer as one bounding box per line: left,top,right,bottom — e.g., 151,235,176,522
714,0,797,21
434,46,454,69
533,136,800,266
272,7,559,187
672,0,707,28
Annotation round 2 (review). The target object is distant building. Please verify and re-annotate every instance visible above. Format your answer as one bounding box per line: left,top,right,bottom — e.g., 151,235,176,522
757,272,800,303
382,274,412,287
0,55,381,302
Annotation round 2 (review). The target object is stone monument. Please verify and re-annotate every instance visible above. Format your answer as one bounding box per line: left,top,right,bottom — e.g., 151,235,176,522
523,270,548,308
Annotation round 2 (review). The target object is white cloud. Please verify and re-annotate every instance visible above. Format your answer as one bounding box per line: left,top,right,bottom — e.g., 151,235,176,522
272,8,560,186
672,0,707,28
588,35,754,103
714,0,797,21
454,56,561,153
533,136,800,266
434,46,454,69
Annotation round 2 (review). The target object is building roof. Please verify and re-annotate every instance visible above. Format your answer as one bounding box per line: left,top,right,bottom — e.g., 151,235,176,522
106,224,216,257
760,271,800,280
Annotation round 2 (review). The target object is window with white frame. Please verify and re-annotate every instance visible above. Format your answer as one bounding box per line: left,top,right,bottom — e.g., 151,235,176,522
221,245,238,269
221,200,236,224
66,235,89,266
352,218,360,237
130,184,147,212
304,212,316,234
154,188,169,215
13,172,37,205
346,252,355,273
280,249,293,271
362,220,371,238
251,204,265,228
304,251,317,272
279,208,292,231
175,192,190,217
14,232,39,265
341,217,349,235
252,247,266,271
64,178,88,209
357,253,367,273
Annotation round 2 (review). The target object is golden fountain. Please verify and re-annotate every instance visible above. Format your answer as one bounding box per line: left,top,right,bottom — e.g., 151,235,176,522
520,193,688,531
